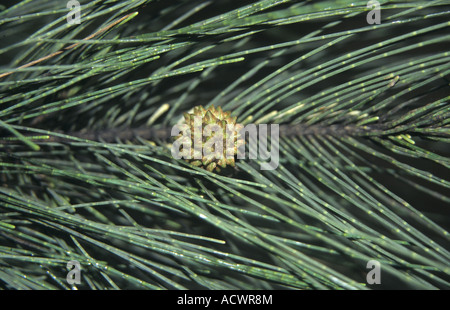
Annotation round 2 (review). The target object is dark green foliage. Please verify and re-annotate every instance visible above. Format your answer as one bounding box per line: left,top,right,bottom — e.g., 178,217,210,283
0,0,449,289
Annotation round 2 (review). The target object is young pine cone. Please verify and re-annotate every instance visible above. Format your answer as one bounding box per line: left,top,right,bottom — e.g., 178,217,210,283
175,105,244,172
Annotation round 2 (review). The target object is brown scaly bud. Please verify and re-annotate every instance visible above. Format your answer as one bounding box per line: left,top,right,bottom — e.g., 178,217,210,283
176,105,244,172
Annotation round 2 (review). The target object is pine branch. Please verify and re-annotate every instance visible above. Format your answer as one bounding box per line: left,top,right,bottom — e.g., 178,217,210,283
1,0,449,290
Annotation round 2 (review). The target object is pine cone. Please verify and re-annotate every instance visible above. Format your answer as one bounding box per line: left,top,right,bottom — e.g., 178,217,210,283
177,105,244,172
